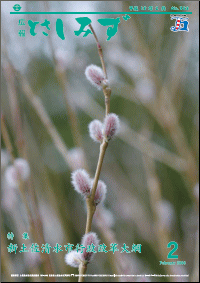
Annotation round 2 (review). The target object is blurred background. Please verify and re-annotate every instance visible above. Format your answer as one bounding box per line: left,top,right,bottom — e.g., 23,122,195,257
1,1,199,282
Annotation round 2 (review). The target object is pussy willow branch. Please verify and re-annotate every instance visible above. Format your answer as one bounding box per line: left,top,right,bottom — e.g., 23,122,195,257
45,16,122,277
79,91,188,172
2,40,121,279
79,25,111,282
14,55,128,280
89,24,107,79
89,24,111,116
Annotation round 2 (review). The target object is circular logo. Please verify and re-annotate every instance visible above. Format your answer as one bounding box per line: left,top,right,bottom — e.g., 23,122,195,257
13,4,22,11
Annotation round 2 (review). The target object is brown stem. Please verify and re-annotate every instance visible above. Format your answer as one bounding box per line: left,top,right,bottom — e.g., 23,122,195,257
78,25,110,282
89,24,107,79
103,87,111,116
78,263,87,282
85,141,108,235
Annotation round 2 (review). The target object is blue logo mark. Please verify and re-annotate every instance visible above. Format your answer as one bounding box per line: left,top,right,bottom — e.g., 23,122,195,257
170,15,189,32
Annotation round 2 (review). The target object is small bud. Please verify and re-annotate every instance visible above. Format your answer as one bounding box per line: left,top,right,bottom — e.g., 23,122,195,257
103,113,120,141
101,79,109,88
85,64,106,90
65,250,82,268
5,158,30,188
97,43,101,49
71,169,91,197
88,120,103,143
93,180,107,205
81,232,100,263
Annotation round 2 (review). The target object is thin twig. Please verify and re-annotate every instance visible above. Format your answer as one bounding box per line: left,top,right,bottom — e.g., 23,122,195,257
77,91,188,172
89,24,111,116
89,24,107,79
78,24,110,282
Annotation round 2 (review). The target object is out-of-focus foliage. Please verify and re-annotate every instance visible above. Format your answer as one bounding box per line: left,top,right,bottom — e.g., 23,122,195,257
1,1,199,282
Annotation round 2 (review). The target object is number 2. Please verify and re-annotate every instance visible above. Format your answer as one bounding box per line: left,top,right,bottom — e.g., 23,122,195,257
167,241,178,259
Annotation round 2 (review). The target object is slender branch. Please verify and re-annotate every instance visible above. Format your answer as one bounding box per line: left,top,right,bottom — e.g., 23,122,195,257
78,263,87,282
89,24,107,79
78,91,188,172
79,24,110,282
90,141,108,201
85,141,108,234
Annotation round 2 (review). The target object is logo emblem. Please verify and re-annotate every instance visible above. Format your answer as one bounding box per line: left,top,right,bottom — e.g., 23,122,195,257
13,4,22,11
170,15,189,32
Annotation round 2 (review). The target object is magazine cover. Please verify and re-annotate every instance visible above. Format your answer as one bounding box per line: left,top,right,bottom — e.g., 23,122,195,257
1,1,199,282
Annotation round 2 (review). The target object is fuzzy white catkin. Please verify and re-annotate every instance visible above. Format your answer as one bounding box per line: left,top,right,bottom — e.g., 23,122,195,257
65,250,82,268
93,180,107,205
71,169,92,197
85,64,106,90
103,113,120,141
88,120,103,143
81,232,100,263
